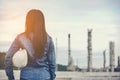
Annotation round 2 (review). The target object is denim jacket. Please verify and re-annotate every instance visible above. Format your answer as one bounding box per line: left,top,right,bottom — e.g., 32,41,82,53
5,33,56,80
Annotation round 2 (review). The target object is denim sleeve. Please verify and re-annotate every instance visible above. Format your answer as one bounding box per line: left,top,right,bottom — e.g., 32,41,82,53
5,36,21,80
47,38,56,80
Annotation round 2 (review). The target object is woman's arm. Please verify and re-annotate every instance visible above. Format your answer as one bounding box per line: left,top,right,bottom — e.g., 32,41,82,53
47,37,56,80
5,36,21,80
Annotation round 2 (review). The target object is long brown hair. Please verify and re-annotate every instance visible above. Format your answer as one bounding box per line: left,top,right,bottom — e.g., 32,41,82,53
25,9,47,59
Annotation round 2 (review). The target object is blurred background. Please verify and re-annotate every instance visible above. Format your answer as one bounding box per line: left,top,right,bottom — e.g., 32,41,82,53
0,0,120,71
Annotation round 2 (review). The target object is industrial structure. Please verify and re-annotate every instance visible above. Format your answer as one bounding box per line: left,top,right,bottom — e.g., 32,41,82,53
109,41,115,72
55,38,58,71
67,34,76,71
115,56,120,71
0,28,120,72
87,29,93,72
103,50,106,71
117,56,120,70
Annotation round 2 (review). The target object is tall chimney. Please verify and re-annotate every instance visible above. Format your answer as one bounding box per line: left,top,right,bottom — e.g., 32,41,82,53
68,34,71,56
103,50,106,71
87,29,92,72
118,56,120,67
109,41,115,72
68,33,71,67
55,38,58,71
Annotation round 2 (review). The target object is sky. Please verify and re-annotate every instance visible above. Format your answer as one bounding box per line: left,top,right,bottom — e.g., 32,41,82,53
0,0,120,68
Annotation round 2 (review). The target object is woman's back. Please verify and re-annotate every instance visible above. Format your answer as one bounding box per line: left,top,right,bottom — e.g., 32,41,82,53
5,9,56,80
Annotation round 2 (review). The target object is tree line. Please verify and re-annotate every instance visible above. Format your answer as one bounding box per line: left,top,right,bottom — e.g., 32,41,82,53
0,52,6,69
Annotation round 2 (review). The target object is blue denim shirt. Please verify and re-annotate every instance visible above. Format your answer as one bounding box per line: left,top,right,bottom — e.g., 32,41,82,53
5,33,56,80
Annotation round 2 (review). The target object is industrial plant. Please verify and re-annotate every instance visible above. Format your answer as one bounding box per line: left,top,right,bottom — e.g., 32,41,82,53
0,29,120,72
57,29,120,72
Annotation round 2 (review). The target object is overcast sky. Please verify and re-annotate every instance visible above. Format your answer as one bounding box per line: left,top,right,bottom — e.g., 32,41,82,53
0,0,120,68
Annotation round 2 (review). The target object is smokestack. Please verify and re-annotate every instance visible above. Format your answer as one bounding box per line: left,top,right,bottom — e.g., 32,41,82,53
67,33,75,71
87,29,92,72
109,41,115,72
68,34,71,56
55,38,58,71
68,33,72,67
118,56,120,67
103,50,106,71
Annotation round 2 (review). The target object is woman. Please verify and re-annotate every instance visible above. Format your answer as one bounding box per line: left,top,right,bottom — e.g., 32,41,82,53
5,9,56,80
